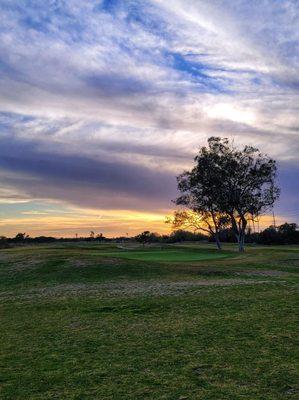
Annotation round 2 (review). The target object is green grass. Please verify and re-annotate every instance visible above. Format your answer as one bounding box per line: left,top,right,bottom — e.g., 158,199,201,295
102,247,233,262
0,242,298,399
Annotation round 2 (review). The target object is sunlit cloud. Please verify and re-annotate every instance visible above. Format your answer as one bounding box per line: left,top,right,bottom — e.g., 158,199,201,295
205,103,256,125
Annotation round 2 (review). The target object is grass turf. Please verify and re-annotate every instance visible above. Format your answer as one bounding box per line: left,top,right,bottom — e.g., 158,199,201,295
102,247,234,262
0,242,298,399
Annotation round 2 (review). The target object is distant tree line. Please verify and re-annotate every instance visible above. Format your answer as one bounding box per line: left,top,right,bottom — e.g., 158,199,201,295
134,230,206,246
206,222,299,245
2,223,298,250
135,223,299,246
251,223,299,245
0,231,108,248
0,229,206,249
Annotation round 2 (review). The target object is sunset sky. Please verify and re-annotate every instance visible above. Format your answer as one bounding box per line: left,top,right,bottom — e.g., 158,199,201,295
0,0,298,237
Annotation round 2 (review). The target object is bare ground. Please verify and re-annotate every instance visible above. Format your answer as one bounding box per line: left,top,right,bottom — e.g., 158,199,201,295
0,278,283,301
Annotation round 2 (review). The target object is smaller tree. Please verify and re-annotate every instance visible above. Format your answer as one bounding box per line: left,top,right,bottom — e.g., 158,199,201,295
166,210,229,249
168,229,206,243
258,226,282,245
0,236,8,249
14,233,29,242
278,222,297,235
96,233,105,241
277,223,299,244
135,231,159,247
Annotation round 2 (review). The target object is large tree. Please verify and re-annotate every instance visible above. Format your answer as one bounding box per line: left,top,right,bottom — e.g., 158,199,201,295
175,137,280,252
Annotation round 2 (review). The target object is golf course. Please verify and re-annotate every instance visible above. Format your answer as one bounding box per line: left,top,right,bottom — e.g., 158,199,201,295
0,242,298,399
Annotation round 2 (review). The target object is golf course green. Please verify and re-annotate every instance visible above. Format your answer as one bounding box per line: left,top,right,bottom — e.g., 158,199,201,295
102,246,234,261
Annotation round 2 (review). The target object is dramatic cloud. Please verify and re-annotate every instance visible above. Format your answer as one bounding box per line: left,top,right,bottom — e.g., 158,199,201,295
0,0,298,235
0,134,177,210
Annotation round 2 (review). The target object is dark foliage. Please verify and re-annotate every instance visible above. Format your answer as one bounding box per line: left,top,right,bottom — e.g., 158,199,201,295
208,223,299,245
257,223,299,245
175,137,280,251
1,223,298,249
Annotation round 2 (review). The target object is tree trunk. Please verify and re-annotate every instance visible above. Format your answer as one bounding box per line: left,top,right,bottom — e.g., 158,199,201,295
229,214,241,250
230,213,247,252
208,212,222,250
237,223,247,252
239,217,247,252
214,232,222,250
238,234,245,252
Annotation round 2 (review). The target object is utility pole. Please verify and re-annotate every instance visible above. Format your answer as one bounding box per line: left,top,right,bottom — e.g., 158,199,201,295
252,216,256,234
272,210,277,229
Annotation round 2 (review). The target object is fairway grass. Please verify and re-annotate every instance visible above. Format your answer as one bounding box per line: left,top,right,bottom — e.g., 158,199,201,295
0,243,298,399
102,247,234,262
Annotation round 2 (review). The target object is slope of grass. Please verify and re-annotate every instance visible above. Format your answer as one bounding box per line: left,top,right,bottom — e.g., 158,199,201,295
0,243,298,400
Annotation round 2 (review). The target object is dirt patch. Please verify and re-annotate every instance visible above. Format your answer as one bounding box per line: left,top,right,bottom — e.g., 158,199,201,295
236,270,290,277
69,257,126,268
99,279,277,296
0,256,43,272
0,278,281,301
69,259,92,268
0,253,20,263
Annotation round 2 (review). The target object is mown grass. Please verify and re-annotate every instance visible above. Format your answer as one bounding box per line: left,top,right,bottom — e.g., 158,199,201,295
0,242,298,399
102,247,234,262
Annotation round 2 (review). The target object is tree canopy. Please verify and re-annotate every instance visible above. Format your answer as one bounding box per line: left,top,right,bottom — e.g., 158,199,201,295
175,137,280,251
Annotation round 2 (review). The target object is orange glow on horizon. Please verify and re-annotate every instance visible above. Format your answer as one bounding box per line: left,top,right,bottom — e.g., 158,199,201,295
0,208,172,238
0,206,290,238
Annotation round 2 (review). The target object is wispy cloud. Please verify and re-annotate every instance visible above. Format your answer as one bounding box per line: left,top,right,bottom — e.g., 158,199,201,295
0,0,298,234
